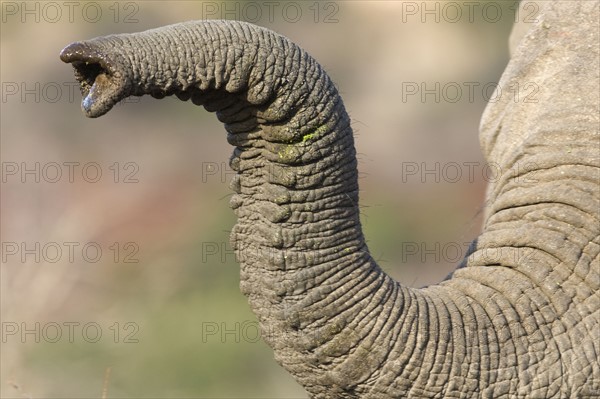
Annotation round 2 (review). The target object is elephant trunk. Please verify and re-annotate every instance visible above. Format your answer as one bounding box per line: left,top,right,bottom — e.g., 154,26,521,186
61,20,406,396
60,10,599,398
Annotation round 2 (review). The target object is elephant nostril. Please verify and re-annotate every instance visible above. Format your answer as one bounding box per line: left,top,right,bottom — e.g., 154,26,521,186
60,41,131,118
71,61,105,93
60,42,131,118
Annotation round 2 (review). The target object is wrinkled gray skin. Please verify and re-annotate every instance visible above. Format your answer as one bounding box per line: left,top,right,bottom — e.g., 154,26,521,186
61,2,599,398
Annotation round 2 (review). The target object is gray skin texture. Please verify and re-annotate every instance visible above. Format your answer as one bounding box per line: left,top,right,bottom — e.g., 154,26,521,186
60,2,599,398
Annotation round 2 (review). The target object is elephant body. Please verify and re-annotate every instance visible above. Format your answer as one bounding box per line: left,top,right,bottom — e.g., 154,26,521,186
61,1,599,397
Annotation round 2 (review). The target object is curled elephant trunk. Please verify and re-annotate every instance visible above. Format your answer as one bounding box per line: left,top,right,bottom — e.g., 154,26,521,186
60,41,132,118
61,20,388,396
61,8,599,399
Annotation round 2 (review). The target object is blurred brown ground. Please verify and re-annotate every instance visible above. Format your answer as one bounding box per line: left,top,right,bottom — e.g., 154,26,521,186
1,1,518,397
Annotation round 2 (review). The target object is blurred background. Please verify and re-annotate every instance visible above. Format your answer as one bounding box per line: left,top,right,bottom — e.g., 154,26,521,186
1,1,520,397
